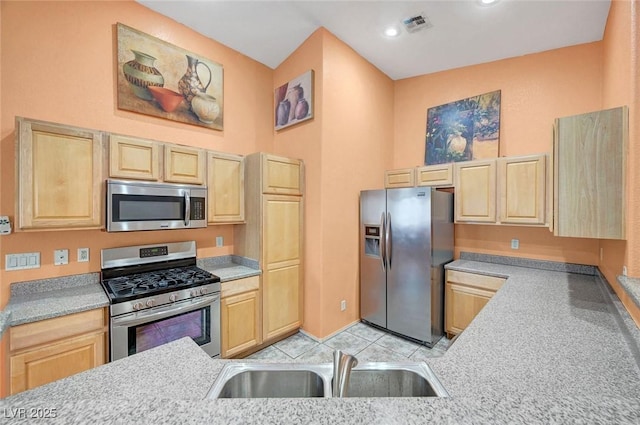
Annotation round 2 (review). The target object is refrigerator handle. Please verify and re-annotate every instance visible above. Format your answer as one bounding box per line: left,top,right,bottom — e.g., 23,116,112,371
386,212,392,269
380,212,386,272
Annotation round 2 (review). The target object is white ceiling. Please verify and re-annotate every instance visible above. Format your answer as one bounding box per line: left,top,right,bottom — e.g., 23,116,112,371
138,0,611,80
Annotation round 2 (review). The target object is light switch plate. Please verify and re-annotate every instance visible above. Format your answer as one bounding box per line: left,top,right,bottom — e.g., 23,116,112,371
510,239,519,249
216,236,223,247
54,249,69,265
5,253,40,271
0,216,11,235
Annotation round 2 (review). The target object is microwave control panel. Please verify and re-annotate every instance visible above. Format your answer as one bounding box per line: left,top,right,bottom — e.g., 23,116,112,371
191,197,206,220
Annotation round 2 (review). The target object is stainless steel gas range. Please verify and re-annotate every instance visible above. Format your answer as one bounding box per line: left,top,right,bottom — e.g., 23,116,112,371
100,241,221,361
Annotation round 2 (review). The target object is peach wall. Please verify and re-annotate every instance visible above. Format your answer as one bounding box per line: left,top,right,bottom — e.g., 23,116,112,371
394,43,604,265
273,30,325,337
0,1,274,308
274,29,394,338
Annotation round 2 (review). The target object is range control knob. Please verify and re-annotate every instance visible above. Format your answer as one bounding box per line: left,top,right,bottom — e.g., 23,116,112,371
146,299,155,308
190,289,200,297
169,294,177,302
200,287,208,295
133,302,144,311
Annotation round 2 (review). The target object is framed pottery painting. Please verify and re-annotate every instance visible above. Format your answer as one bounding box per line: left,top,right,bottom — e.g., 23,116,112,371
275,70,314,130
425,90,501,165
116,23,224,130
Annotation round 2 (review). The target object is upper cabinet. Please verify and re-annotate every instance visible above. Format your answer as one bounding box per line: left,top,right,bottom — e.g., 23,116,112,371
553,107,627,239
454,159,497,223
384,168,415,188
109,134,160,181
384,164,454,189
207,152,245,224
455,154,549,226
262,154,303,195
16,117,104,230
164,144,205,185
109,135,205,185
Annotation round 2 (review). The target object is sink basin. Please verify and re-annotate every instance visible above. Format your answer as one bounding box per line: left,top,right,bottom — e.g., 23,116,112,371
340,363,450,397
206,361,448,399
206,363,332,399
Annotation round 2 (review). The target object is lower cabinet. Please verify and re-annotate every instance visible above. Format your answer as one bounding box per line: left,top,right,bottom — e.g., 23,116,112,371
445,270,505,338
220,276,261,358
9,308,108,395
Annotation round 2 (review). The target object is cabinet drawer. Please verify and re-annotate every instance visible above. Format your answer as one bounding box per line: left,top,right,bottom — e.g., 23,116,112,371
221,275,260,299
10,308,107,353
446,270,505,292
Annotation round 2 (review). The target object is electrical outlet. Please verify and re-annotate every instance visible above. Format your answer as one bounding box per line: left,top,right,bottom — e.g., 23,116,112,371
340,300,347,311
78,248,90,263
216,236,223,247
511,239,519,250
600,248,603,261
623,266,627,276
54,249,69,266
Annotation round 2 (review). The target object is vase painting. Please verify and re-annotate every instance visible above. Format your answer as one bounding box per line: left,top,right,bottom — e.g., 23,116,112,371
425,90,501,165
275,70,314,130
116,23,224,130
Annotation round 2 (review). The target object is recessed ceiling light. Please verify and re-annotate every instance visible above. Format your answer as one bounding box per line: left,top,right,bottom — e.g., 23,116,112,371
479,0,499,5
384,27,400,37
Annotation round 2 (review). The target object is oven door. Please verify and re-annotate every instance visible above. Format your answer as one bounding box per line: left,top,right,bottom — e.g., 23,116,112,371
110,294,220,361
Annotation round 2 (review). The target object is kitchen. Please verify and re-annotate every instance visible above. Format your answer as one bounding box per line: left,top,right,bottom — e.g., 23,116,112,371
1,0,639,421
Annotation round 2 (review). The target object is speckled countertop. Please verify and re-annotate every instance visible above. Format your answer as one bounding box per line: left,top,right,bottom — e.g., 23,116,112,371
3,257,640,423
198,255,261,282
0,309,11,338
7,274,109,326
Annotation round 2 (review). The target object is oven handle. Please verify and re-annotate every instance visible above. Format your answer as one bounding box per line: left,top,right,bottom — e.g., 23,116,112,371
184,191,191,226
112,294,219,327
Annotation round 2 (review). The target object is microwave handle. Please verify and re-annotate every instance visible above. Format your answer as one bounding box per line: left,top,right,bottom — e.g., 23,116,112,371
184,191,191,226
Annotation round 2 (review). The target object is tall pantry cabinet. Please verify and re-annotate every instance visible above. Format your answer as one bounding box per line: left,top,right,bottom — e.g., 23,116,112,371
234,153,304,343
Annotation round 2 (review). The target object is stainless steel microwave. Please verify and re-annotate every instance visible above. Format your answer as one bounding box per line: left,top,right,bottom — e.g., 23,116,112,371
106,179,207,232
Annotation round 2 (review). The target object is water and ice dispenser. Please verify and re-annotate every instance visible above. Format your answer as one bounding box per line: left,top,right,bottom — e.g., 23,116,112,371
364,225,381,257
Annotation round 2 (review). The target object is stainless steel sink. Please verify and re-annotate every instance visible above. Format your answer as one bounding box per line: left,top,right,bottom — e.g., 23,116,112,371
207,363,333,399
338,362,450,397
206,361,448,399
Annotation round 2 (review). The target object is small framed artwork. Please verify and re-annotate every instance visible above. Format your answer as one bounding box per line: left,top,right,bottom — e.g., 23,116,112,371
425,90,501,165
275,70,314,130
116,23,224,130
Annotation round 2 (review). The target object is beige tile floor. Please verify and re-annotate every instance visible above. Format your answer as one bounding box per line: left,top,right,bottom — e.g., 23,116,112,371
246,322,451,363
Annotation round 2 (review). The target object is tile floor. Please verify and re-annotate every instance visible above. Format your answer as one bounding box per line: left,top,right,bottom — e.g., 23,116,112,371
246,322,451,363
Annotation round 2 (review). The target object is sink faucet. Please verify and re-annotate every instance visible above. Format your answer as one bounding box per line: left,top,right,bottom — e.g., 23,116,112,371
332,350,358,397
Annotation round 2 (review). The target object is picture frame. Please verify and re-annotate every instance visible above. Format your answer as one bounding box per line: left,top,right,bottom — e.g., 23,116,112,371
425,90,501,165
116,23,224,130
275,70,314,130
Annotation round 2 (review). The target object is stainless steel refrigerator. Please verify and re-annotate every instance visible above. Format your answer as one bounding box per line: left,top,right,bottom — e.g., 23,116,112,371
360,187,453,347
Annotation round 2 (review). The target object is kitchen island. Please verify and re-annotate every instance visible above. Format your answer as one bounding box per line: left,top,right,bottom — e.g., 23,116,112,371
3,259,640,424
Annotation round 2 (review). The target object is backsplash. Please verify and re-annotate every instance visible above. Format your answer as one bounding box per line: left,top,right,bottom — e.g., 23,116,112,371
459,252,596,276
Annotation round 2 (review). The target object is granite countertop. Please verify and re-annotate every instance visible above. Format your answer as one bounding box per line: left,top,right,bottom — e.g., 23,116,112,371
197,255,261,282
3,257,640,423
0,309,11,338
7,274,109,326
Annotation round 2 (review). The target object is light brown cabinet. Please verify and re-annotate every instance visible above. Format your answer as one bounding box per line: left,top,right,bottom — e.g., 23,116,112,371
384,168,415,188
220,276,261,358
416,163,454,187
109,134,160,181
235,153,304,344
455,154,548,226
16,117,105,230
553,106,627,239
164,144,205,185
207,152,245,224
454,159,497,223
10,308,108,395
445,270,505,338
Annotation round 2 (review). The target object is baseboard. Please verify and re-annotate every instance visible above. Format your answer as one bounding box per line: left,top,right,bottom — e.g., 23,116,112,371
300,320,359,343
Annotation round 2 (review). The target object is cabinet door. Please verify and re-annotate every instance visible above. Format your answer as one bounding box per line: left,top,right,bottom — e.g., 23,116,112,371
221,290,260,358
262,154,303,195
10,331,105,395
454,159,496,223
207,152,245,224
384,168,415,188
554,107,627,239
445,282,495,336
262,195,303,340
17,117,104,230
109,134,160,181
498,155,546,225
416,164,454,187
164,144,205,184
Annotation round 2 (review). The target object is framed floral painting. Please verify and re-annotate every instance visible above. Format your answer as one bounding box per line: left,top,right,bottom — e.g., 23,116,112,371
425,90,501,165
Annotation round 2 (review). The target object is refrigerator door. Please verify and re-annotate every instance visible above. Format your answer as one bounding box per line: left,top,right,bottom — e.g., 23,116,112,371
386,187,433,342
360,190,387,328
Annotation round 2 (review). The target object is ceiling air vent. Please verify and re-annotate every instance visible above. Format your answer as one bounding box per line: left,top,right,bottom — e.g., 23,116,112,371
402,13,433,33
